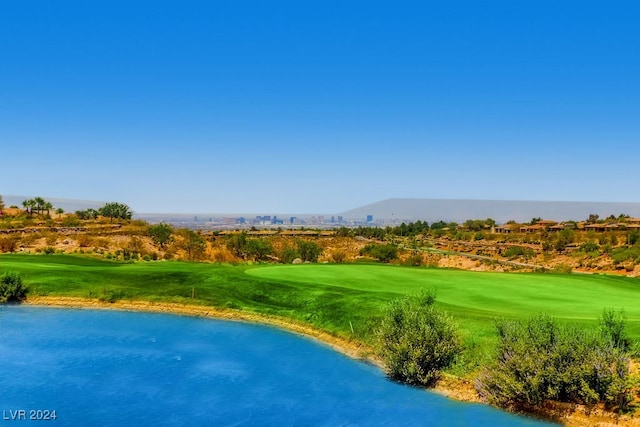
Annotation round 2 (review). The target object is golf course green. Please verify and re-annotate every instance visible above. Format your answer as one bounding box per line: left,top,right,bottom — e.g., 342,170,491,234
2,254,639,374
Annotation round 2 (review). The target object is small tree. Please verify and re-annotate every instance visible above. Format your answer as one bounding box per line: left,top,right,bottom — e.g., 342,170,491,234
0,195,4,213
279,247,300,263
0,272,29,303
297,240,322,262
377,289,461,386
360,243,398,263
148,223,173,249
226,232,248,258
99,202,133,221
178,229,207,261
245,239,273,261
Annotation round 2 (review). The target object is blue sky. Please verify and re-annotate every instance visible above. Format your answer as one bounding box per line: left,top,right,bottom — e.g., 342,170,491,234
2,1,639,213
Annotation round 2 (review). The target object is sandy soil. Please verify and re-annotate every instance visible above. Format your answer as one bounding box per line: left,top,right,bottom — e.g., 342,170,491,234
23,296,640,426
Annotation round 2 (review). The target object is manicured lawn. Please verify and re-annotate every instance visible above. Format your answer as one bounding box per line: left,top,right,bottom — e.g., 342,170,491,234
3,254,639,374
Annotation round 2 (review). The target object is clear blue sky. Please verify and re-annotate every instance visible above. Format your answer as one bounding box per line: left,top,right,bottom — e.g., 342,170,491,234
2,1,639,213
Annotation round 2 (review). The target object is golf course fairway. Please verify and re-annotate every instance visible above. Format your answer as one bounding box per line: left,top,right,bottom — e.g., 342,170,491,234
2,254,640,373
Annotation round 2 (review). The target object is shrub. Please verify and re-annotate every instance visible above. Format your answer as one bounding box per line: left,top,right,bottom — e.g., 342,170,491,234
475,314,635,411
360,243,398,263
579,242,601,255
245,239,273,261
502,246,535,259
610,246,640,265
600,308,631,351
330,250,346,263
404,254,423,266
147,223,173,249
43,246,55,255
76,234,94,248
98,288,126,303
279,247,300,264
0,236,19,253
297,240,322,263
551,263,572,274
0,272,29,303
377,289,462,386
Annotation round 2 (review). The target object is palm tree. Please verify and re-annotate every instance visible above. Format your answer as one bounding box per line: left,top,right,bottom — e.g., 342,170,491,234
22,199,35,215
44,201,53,217
34,197,46,215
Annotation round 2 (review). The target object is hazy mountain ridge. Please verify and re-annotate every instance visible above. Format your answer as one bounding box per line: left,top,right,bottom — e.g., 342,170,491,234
3,195,106,213
339,198,640,223
5,195,640,224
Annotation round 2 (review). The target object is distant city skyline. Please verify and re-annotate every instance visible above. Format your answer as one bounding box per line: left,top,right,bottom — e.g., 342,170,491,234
2,1,639,213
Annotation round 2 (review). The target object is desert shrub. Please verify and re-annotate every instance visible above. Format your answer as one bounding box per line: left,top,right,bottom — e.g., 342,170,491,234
44,232,58,246
475,314,635,411
61,215,81,227
226,232,248,257
297,240,322,263
98,288,126,303
279,247,300,264
245,239,273,261
550,263,572,273
404,254,423,266
377,289,462,386
503,246,535,259
0,272,29,303
76,234,94,248
20,233,40,246
579,242,598,252
360,243,398,263
610,246,640,265
0,236,20,253
330,250,346,263
127,236,145,254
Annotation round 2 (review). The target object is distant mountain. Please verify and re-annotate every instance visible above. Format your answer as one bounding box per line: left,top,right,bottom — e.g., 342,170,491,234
339,198,640,224
2,195,106,213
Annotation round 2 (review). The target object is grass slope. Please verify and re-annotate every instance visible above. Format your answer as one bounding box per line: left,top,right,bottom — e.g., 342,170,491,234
2,254,640,374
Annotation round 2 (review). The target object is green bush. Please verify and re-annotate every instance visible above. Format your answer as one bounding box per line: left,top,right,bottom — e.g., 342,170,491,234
98,288,127,303
360,243,398,263
502,246,535,259
377,289,462,386
579,242,600,253
245,239,273,261
0,272,29,303
610,246,640,264
404,254,423,266
296,240,322,262
279,247,300,264
475,314,635,411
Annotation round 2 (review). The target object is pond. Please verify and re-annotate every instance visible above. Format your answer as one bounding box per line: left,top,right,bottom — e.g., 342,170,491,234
0,306,555,426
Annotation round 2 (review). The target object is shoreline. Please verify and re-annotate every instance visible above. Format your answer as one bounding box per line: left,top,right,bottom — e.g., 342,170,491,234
23,296,640,427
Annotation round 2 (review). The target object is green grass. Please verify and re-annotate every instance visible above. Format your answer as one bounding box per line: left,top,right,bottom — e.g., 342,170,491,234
3,254,640,376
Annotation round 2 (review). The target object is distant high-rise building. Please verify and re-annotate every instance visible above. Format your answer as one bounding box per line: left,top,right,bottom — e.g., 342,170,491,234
337,216,343,222
366,215,373,223
290,217,296,224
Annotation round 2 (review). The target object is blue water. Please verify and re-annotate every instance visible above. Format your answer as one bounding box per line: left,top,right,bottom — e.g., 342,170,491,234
0,306,556,426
